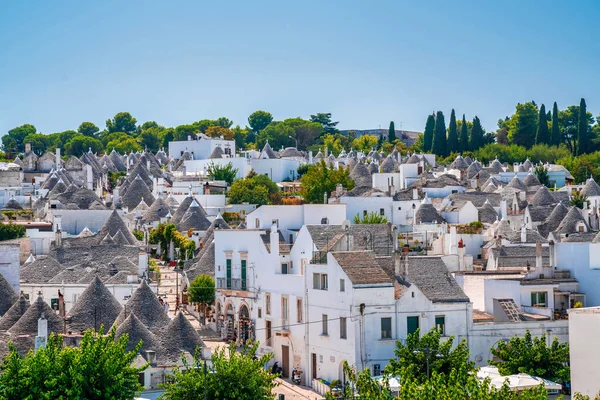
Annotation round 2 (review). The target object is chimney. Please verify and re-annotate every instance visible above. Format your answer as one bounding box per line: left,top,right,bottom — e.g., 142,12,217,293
270,223,280,259
449,226,458,255
56,148,61,169
182,166,187,176
113,188,120,207
25,143,31,153
146,160,151,170
58,290,65,317
187,135,191,141
535,241,543,275
499,200,508,219
138,252,148,278
35,312,48,350
519,191,526,201
458,237,465,271
412,188,418,200
549,240,555,268
55,229,62,248
145,350,156,364
521,224,527,243
86,164,93,190
308,151,313,164
335,184,343,197
394,250,401,277
324,191,328,204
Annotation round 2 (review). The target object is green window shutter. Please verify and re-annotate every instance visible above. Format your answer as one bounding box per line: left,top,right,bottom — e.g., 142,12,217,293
226,259,232,289
531,293,536,306
407,316,419,335
241,260,247,291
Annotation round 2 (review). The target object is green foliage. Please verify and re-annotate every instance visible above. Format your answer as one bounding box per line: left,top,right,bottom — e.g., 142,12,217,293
352,135,378,153
149,223,195,260
188,274,215,306
447,109,458,154
0,223,26,241
106,137,142,154
64,135,104,156
506,102,539,149
0,327,146,400
228,173,280,205
207,162,238,185
159,342,277,400
489,330,570,383
470,116,485,151
459,114,469,152
132,229,145,241
550,102,561,146
534,164,550,187
310,112,339,135
535,104,549,145
422,114,435,153
107,171,126,190
578,98,589,155
388,121,396,142
431,111,447,157
558,104,594,154
386,328,474,383
353,212,389,224
22,133,50,156
300,160,355,204
556,151,600,184
138,126,164,152
77,122,100,137
2,124,37,155
248,110,273,134
570,190,588,209
106,112,137,134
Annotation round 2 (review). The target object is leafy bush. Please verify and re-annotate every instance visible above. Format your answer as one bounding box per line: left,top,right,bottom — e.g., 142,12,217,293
0,223,26,241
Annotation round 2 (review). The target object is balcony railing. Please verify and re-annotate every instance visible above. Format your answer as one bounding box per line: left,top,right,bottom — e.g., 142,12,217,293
216,278,248,291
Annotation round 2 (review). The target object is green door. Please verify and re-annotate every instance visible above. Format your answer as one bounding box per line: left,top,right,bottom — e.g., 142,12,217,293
407,316,419,335
226,259,232,289
241,260,247,291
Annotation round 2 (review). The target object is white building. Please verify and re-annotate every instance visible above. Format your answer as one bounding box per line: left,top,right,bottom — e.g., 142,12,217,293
568,306,600,397
168,135,235,160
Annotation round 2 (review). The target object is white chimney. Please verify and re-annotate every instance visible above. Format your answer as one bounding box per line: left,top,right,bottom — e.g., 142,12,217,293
308,151,313,164
535,241,543,275
86,164,93,190
449,226,458,255
521,224,527,243
113,188,120,207
138,252,148,278
25,143,31,153
55,148,61,169
270,223,279,259
499,200,508,220
412,188,418,200
53,215,62,232
35,313,48,350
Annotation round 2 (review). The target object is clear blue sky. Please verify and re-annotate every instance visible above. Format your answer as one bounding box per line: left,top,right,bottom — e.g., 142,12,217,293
1,0,599,136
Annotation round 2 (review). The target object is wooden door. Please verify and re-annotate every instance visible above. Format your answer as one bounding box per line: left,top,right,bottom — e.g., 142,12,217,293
312,353,317,380
266,321,272,344
281,345,289,379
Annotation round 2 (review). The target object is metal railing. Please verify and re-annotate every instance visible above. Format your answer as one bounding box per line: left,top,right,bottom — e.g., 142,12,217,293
216,278,248,291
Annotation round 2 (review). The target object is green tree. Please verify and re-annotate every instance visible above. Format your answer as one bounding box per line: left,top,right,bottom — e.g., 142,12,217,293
160,342,277,400
64,135,104,156
138,127,163,152
423,114,435,153
577,98,589,155
0,327,146,399
174,124,197,141
106,137,142,154
283,118,323,150
351,135,378,154
507,102,538,148
534,164,550,186
386,328,474,383
470,116,485,151
256,121,295,150
2,124,37,154
490,330,570,383
447,109,458,154
322,134,344,155
0,223,26,241
228,179,270,205
22,133,50,155
231,125,248,150
388,121,396,142
300,160,355,203
207,162,238,185
550,102,561,146
188,274,215,324
248,110,273,135
206,126,234,140
353,212,389,224
431,111,447,157
535,104,549,145
106,112,137,134
570,190,588,209
310,113,339,135
77,122,100,137
458,114,469,152
161,128,175,148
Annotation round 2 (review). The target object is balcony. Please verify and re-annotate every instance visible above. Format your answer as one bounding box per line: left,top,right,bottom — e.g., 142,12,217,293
216,278,248,291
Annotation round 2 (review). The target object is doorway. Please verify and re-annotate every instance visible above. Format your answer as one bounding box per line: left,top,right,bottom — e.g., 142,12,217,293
266,321,272,345
281,345,289,379
312,353,317,380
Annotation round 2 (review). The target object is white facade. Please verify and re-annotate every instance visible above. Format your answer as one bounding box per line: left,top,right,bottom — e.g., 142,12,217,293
184,157,301,183
0,243,21,293
336,196,393,224
569,307,600,397
168,137,235,160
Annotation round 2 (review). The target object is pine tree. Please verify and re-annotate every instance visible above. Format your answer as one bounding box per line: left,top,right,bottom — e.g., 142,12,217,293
535,104,549,145
470,116,484,150
577,98,588,155
447,109,458,154
431,111,447,157
423,114,435,152
459,114,469,152
551,102,560,146
388,121,396,142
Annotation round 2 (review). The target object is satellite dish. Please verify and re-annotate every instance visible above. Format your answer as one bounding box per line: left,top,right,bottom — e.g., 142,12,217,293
342,220,351,231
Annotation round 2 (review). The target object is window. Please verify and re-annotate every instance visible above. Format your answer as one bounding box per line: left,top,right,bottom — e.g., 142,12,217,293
531,292,547,307
379,208,385,216
407,316,419,335
313,273,328,290
282,297,289,330
281,263,289,274
72,294,78,304
322,314,328,336
340,279,345,292
266,320,272,342
435,315,445,335
411,292,415,298
289,234,294,244
578,225,584,232
266,293,271,315
258,308,262,318
398,207,401,210
321,217,329,224
241,259,247,291
255,218,260,228
340,317,347,339
297,298,303,323
226,259,232,289
272,219,279,228
373,364,381,376
381,318,392,339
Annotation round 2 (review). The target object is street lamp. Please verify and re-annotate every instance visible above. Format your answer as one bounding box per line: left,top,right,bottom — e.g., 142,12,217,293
413,347,443,379
288,136,298,149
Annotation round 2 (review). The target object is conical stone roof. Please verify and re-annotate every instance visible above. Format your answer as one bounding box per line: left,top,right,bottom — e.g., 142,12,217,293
113,280,170,330
350,162,372,187
115,312,162,354
159,311,205,361
368,162,379,174
523,173,541,187
171,195,205,224
0,296,30,331
478,202,499,224
2,198,23,210
95,210,138,245
380,157,396,173
9,296,64,336
581,178,600,197
42,173,59,191
120,175,155,211
66,276,123,333
530,186,555,207
506,175,527,191
142,196,171,224
165,194,179,211
177,200,212,231
0,273,18,316
556,207,589,235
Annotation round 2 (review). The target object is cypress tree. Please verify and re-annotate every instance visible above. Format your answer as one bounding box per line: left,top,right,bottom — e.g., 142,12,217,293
388,121,396,142
470,116,484,150
535,104,549,145
459,114,469,152
423,114,435,152
447,109,458,154
577,98,588,155
551,102,560,146
431,111,447,157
